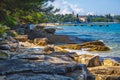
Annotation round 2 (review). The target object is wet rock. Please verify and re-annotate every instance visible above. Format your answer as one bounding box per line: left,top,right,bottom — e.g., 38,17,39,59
44,28,56,34
74,54,101,67
103,58,120,66
34,38,48,46
15,35,28,42
0,50,9,59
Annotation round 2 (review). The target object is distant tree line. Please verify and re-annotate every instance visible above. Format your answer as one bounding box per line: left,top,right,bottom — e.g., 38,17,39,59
41,14,120,23
42,13,81,23
87,14,120,22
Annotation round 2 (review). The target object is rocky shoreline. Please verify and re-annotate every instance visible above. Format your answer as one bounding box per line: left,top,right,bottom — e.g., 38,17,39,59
0,25,120,80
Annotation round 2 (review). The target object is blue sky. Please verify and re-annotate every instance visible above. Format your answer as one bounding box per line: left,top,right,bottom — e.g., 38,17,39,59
51,0,120,15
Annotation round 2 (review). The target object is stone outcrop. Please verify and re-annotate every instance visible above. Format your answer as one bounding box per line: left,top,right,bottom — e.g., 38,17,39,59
42,45,69,54
44,28,56,34
88,66,120,80
34,38,48,46
87,46,110,51
5,74,74,80
54,46,69,53
103,58,120,66
46,35,72,44
59,41,110,51
0,36,20,52
42,45,55,54
73,54,101,67
87,57,120,80
0,45,10,50
28,30,45,40
0,50,9,59
15,35,28,42
59,44,82,50
0,53,94,80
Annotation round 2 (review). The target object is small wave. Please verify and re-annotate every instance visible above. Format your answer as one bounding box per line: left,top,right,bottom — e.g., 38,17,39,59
65,49,98,56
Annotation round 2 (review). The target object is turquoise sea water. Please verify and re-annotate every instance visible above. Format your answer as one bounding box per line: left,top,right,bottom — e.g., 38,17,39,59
55,23,120,57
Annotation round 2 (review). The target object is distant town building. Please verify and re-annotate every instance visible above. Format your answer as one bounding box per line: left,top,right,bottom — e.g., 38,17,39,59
78,16,87,22
72,11,75,16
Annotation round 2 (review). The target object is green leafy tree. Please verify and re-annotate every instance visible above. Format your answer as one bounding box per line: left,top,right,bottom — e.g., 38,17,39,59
0,0,55,26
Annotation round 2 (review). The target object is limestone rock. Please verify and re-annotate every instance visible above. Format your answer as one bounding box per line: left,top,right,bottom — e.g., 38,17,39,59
74,54,101,67
58,41,110,51
28,30,45,40
81,41,105,46
46,35,72,44
15,28,25,35
0,76,5,80
11,54,44,60
0,50,9,59
42,45,55,54
0,45,10,50
44,28,56,34
103,58,120,66
59,44,82,50
88,66,120,80
0,53,94,80
15,35,28,42
34,38,48,46
54,46,69,53
95,75,120,80
87,46,110,51
5,74,73,80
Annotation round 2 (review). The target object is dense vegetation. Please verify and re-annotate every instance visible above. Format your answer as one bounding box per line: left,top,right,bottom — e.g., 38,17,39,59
0,0,56,27
0,0,120,28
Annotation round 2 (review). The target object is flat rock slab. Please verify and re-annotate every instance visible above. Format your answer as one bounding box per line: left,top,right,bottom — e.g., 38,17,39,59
5,73,73,80
0,53,94,80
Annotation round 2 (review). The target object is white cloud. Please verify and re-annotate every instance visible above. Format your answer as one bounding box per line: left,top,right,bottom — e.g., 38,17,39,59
52,0,84,15
86,12,95,15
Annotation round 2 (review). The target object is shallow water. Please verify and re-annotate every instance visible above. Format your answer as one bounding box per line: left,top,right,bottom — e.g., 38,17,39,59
55,23,120,57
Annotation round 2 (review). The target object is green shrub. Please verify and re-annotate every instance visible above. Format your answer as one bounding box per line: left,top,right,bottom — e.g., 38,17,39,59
0,24,9,36
3,16,18,27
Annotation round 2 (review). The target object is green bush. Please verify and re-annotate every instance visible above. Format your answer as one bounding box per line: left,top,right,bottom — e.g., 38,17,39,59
0,24,9,36
3,16,18,27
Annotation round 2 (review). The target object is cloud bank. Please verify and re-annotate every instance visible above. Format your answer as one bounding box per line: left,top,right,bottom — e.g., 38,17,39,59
52,0,84,15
